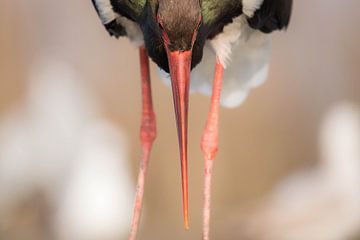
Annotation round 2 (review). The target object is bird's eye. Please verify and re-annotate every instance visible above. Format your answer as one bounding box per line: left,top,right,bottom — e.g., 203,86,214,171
157,17,170,44
157,15,164,30
196,15,202,29
158,21,164,30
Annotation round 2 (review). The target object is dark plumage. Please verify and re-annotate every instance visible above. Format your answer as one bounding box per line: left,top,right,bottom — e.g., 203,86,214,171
158,0,201,50
138,0,205,72
105,19,127,37
247,0,293,33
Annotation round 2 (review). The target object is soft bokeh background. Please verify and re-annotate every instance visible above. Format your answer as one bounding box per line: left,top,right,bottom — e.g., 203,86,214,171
1,0,359,239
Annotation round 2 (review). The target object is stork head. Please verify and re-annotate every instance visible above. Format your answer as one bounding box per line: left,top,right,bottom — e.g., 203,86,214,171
142,0,204,229
157,0,202,52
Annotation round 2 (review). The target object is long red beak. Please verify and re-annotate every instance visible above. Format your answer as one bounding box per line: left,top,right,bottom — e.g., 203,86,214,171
166,49,192,229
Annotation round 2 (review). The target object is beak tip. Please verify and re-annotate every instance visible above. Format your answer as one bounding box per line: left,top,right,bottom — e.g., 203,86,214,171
182,166,189,230
184,219,189,230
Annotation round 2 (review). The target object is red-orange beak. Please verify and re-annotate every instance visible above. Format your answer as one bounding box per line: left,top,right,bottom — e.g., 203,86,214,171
166,49,192,230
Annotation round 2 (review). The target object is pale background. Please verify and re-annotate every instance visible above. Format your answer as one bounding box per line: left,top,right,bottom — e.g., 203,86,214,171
0,0,359,240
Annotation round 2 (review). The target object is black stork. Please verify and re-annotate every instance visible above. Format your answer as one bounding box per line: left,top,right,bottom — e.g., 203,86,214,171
91,0,293,239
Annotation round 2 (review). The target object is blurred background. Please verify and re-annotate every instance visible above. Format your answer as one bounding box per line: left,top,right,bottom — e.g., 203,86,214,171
1,0,360,239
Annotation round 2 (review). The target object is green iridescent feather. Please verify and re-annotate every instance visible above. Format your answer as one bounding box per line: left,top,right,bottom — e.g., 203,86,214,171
201,0,241,25
125,0,146,16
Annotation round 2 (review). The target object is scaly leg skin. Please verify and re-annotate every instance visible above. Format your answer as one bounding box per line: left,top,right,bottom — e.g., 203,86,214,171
201,58,224,240
129,46,157,240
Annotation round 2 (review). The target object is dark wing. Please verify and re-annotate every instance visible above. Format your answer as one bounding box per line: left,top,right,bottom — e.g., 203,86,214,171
247,0,293,33
201,0,293,38
201,0,242,38
91,0,145,38
110,0,145,21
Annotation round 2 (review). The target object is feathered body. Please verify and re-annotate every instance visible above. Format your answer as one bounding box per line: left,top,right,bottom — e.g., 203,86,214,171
92,0,292,107
91,1,293,238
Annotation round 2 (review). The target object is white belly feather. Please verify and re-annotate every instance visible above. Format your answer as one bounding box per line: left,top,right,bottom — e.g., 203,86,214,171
159,15,272,108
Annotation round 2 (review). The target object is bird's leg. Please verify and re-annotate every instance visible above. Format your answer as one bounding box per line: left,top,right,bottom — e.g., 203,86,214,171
201,58,224,240
129,46,157,240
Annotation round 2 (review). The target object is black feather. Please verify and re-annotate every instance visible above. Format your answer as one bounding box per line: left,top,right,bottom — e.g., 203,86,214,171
105,19,127,38
247,0,293,33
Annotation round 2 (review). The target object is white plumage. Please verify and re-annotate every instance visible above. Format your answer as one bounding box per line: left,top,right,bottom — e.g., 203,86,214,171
92,0,118,24
242,0,265,17
160,15,271,108
116,15,144,46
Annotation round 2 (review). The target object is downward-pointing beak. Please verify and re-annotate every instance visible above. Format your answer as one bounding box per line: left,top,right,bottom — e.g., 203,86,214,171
166,49,192,230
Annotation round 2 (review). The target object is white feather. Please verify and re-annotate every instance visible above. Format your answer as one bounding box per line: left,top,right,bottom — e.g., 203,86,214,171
242,0,264,17
159,19,271,108
93,0,117,24
196,30,271,108
209,15,248,67
116,15,144,47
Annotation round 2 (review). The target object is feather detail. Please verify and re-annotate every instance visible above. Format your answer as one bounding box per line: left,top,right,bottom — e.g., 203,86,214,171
194,30,271,108
242,0,264,17
92,0,143,45
116,15,144,46
92,0,118,24
209,15,247,68
247,0,293,33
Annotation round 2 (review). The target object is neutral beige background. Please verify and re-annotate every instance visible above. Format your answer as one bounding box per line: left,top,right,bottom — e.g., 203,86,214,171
0,0,359,239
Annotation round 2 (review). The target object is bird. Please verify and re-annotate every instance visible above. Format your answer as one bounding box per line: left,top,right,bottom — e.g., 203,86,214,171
91,0,293,239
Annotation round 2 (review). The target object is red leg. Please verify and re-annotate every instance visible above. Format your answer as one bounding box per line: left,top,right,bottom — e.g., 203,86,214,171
201,58,224,240
129,46,157,240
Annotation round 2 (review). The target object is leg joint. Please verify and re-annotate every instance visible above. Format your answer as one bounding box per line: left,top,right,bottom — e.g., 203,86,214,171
140,111,157,143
